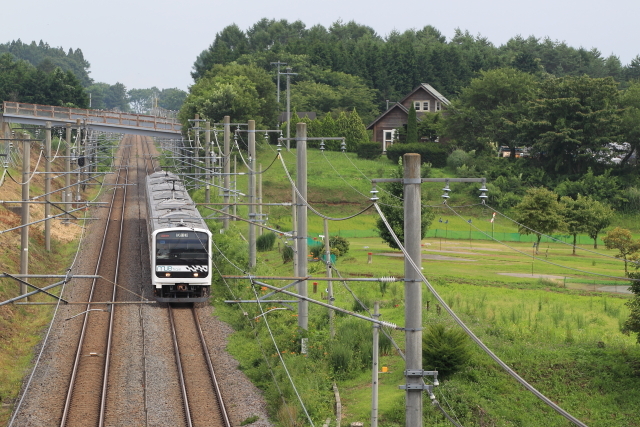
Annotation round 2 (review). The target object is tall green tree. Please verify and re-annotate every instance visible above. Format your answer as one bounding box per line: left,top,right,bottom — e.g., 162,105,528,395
406,103,418,144
603,228,640,275
514,187,566,245
522,76,621,175
443,68,538,155
560,195,610,254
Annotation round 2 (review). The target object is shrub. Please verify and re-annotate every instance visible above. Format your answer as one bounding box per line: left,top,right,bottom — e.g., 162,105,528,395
329,235,350,257
386,142,447,167
282,245,294,263
447,149,471,169
256,232,276,252
422,324,471,378
356,142,383,160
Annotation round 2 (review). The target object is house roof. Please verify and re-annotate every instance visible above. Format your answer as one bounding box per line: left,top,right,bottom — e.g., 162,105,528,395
366,102,409,130
400,83,451,106
366,83,450,130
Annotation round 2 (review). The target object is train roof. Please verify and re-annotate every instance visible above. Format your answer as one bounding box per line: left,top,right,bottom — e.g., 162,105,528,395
146,171,209,233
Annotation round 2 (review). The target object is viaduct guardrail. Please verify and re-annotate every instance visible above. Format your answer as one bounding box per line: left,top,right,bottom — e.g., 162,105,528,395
1,102,182,138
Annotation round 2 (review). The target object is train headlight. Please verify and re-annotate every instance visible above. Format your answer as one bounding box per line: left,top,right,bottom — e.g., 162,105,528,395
165,273,171,277
193,273,199,277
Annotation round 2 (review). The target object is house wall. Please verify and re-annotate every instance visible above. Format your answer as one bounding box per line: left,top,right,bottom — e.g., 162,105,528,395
372,108,407,143
402,88,440,114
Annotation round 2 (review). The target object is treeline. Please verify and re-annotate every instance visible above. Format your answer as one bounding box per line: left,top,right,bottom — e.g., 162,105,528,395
0,39,92,87
0,53,88,108
0,39,187,112
193,19,640,110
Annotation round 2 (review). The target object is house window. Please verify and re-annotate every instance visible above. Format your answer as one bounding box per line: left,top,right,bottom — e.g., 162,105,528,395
422,101,430,111
435,101,441,111
383,130,395,152
414,101,421,111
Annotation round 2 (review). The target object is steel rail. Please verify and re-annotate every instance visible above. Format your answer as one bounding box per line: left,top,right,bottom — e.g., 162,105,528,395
168,305,194,427
98,138,130,426
192,307,232,427
60,138,131,427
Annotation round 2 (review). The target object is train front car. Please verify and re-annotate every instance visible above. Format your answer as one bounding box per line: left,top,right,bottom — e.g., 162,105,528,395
146,171,212,303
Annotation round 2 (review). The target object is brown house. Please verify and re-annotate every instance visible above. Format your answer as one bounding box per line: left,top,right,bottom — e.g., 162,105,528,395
367,83,450,151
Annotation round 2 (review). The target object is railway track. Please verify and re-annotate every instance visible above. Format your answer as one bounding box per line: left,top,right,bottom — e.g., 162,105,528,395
39,135,234,426
60,139,132,426
169,305,231,427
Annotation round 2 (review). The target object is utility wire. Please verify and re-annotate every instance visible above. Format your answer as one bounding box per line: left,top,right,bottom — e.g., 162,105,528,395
374,202,588,427
278,154,374,221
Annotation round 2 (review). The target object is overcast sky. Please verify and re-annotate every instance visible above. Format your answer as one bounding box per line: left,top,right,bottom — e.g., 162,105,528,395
3,0,639,92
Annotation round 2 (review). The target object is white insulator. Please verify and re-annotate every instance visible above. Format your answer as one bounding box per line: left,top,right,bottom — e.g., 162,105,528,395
380,320,398,329
379,276,397,282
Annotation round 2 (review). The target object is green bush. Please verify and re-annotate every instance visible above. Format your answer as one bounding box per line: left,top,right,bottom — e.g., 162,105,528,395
386,142,447,167
356,142,383,160
447,149,472,169
282,245,294,263
256,232,276,252
329,235,350,257
422,324,471,378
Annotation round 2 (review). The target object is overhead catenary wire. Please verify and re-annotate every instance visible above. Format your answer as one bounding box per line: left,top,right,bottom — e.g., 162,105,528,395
202,232,316,426
7,139,116,426
374,202,588,427
278,154,374,221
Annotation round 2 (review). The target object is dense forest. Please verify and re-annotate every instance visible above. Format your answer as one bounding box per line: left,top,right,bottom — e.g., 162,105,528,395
192,19,640,116
186,19,640,209
0,39,186,112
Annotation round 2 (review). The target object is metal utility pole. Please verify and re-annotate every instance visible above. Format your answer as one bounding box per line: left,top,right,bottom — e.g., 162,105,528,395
324,218,334,338
205,121,211,203
403,153,422,426
44,122,51,251
65,124,71,223
223,116,230,230
372,301,380,427
270,61,287,104
248,120,256,268
20,135,30,296
296,122,308,330
281,67,298,151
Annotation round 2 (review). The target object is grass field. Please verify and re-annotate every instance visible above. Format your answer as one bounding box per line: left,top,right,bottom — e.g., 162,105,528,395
210,145,640,426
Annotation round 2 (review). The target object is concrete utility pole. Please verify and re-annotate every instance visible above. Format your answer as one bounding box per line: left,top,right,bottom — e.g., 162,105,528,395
64,124,71,224
75,119,81,204
258,163,263,237
248,120,256,268
372,301,380,427
20,135,30,296
281,67,298,151
270,61,287,104
296,122,308,330
223,116,230,230
403,153,423,426
44,122,51,251
205,121,211,203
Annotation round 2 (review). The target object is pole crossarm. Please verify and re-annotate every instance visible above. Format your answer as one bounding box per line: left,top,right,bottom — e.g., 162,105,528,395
2,272,68,303
228,278,399,329
371,177,486,184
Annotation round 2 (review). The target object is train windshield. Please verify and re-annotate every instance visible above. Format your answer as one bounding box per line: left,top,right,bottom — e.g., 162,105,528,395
156,231,208,264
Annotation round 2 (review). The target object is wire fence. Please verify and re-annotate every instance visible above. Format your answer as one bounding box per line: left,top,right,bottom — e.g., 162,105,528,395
320,228,605,245
427,229,604,245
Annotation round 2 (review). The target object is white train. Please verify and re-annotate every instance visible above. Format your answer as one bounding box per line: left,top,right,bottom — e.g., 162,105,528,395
145,171,212,302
